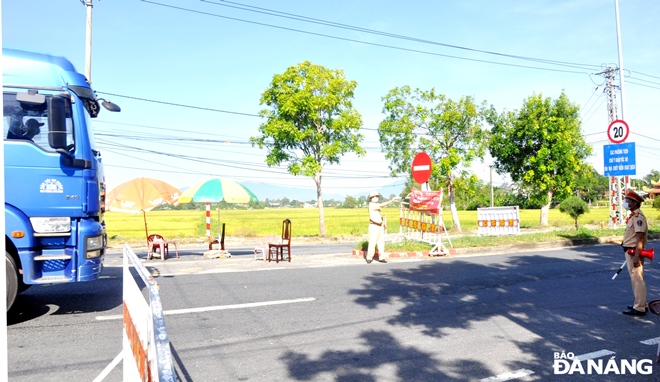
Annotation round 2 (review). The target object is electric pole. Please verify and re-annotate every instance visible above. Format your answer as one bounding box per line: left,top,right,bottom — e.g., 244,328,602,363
596,66,625,227
593,0,630,228
489,165,494,207
83,0,93,83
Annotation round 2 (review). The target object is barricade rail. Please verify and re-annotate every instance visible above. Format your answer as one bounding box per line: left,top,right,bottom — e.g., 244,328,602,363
394,191,452,256
477,206,520,236
123,244,175,382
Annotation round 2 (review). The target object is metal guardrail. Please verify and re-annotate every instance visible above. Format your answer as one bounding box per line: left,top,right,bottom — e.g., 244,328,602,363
123,244,175,382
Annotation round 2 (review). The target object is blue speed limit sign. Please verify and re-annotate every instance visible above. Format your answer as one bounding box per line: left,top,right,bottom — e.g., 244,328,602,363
607,119,629,144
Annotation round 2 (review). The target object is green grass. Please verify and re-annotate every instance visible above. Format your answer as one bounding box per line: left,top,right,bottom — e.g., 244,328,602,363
104,206,660,249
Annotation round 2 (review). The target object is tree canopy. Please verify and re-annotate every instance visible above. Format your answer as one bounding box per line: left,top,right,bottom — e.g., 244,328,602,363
488,91,592,226
250,61,364,236
379,86,488,231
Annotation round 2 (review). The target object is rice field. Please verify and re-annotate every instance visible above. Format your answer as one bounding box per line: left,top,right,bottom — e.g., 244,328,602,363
104,205,657,245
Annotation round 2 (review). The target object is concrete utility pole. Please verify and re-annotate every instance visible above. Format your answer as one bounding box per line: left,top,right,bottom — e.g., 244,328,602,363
593,0,630,228
596,67,625,227
614,0,627,121
489,165,494,207
83,0,93,82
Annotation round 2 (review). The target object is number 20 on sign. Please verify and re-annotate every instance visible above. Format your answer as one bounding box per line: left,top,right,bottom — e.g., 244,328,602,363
607,119,629,144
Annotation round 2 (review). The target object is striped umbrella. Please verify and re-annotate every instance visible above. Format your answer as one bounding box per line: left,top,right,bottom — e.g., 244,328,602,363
178,178,258,204
105,177,181,245
179,178,258,245
106,177,181,213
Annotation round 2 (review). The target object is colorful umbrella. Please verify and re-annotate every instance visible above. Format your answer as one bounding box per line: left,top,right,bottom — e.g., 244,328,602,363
178,178,258,245
105,177,181,244
178,178,258,204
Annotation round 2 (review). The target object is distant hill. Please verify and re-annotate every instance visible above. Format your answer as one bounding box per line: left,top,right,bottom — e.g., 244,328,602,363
240,181,344,202
240,180,405,202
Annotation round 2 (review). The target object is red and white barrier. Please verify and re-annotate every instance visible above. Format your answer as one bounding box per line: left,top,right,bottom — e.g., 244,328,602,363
123,245,174,381
477,206,520,235
394,189,452,256
206,202,211,243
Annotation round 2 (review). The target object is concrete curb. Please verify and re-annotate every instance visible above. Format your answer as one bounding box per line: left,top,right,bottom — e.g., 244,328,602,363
352,249,457,258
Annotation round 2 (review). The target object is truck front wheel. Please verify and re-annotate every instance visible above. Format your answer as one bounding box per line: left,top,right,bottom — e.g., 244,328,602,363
6,252,19,311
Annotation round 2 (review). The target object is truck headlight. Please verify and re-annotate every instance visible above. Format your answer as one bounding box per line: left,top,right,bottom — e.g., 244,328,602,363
85,235,104,259
30,217,71,233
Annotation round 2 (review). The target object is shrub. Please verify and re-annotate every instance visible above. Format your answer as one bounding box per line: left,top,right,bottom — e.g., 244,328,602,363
653,197,660,210
559,196,590,230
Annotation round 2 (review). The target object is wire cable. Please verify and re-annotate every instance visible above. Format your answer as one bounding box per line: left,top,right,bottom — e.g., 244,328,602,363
141,0,593,75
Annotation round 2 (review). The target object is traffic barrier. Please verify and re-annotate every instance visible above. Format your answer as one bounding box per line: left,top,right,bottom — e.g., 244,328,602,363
394,189,452,256
123,244,175,382
477,206,520,235
206,202,212,243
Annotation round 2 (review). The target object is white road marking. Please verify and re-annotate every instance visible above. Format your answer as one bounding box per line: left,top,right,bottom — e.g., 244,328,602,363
479,368,534,382
92,351,123,382
96,297,316,321
575,349,615,361
641,337,660,345
479,350,615,381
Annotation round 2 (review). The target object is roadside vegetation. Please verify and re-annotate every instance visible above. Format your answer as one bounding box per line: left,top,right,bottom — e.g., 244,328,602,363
105,204,659,250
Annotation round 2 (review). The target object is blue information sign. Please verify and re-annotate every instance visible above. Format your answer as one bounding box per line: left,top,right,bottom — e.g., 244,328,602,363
603,142,636,176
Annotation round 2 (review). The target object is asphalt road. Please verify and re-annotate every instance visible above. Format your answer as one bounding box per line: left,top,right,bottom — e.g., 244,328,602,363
7,241,660,381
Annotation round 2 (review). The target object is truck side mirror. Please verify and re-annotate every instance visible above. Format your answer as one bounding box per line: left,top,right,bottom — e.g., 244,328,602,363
48,96,68,150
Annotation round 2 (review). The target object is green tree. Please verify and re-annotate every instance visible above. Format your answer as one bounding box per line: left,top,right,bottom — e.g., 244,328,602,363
559,196,589,230
251,61,365,236
653,196,660,210
453,174,490,210
342,195,358,208
379,86,488,232
643,170,660,185
574,165,608,204
488,91,592,226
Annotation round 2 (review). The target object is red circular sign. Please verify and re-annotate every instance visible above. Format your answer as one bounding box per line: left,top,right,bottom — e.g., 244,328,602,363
607,119,629,144
412,152,432,184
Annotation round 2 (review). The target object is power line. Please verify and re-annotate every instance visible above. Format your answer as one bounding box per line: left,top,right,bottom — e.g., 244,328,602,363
141,0,594,75
96,91,261,117
202,0,600,71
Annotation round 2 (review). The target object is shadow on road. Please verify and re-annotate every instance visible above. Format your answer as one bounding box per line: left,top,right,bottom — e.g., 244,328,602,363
7,266,123,325
281,243,660,381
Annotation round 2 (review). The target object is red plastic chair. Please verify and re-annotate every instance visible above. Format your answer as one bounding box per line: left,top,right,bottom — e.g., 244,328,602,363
268,219,291,263
148,234,178,260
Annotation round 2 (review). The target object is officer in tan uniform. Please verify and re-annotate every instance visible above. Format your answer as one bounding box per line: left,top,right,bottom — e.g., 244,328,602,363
366,191,397,264
621,188,649,316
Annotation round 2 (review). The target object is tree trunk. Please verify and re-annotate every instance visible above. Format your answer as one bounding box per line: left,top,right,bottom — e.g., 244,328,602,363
540,190,553,226
315,173,326,236
449,183,462,232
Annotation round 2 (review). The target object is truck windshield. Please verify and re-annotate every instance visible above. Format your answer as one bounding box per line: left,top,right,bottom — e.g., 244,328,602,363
2,92,74,151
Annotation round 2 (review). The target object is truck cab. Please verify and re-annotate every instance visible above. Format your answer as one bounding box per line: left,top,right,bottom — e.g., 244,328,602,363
3,48,120,310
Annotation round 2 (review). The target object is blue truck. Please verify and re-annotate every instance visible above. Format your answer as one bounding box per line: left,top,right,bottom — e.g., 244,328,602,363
3,48,120,310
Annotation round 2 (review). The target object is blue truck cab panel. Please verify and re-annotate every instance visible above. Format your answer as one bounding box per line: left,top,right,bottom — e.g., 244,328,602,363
3,48,120,308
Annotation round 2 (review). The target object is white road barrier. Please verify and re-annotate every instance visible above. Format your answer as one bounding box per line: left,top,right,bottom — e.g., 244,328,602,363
123,244,175,382
477,206,520,236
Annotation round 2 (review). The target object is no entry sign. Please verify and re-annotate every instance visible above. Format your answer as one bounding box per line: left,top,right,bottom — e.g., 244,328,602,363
412,152,432,184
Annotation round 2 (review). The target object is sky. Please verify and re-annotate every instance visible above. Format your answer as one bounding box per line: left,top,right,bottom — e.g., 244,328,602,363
3,0,660,200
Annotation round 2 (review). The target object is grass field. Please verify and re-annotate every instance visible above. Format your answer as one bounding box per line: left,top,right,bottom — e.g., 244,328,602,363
104,205,660,247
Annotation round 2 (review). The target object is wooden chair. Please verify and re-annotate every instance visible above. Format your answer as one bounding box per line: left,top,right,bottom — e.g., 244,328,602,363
148,234,179,260
268,219,291,263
